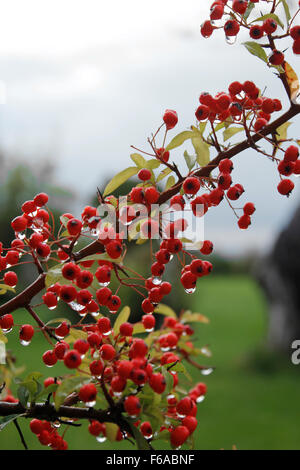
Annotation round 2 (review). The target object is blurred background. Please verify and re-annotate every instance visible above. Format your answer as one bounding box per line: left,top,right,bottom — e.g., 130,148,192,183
1,0,300,450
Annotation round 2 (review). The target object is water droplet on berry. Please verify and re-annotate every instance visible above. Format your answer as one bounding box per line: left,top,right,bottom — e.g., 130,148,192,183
48,305,57,311
145,327,154,332
96,436,107,443
16,231,26,240
152,277,162,285
103,330,112,336
20,339,31,346
98,281,110,287
200,347,211,357
196,395,205,403
225,35,237,45
2,327,12,334
184,287,196,294
52,421,61,428
85,400,96,407
69,301,85,313
167,393,175,400
201,367,213,376
161,346,170,352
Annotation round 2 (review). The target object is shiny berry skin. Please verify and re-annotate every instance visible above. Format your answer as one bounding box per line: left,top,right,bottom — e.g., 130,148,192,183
76,270,93,289
60,285,77,303
238,214,251,230
42,350,58,367
89,360,104,376
151,261,165,277
119,322,133,336
74,339,90,355
290,26,300,40
97,317,111,334
107,295,121,313
11,216,28,232
176,397,194,416
0,314,14,331
67,218,82,236
200,20,214,38
170,425,190,447
269,50,284,66
210,4,224,20
36,242,50,259
182,416,198,434
54,341,69,360
277,179,294,196
63,349,82,369
163,109,178,130
124,395,141,416
284,145,299,162
111,375,127,392
181,271,197,289
55,321,70,338
144,186,160,204
4,271,18,287
129,338,148,358
160,281,172,295
254,118,267,132
117,360,134,379
106,240,122,259
140,421,153,437
100,344,116,361
142,315,155,330
142,298,155,314
138,168,152,181
278,160,295,176
96,287,112,305
183,177,201,195
62,262,80,280
42,291,58,309
149,372,166,394
263,18,277,34
250,25,264,40
195,104,209,121
88,420,103,436
34,193,49,207
95,265,111,284
79,383,97,403
243,202,256,216
30,419,44,435
87,332,102,348
200,240,213,255
232,0,248,14
19,324,34,342
224,19,240,36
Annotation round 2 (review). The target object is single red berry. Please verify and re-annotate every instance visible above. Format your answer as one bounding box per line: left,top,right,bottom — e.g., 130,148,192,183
67,218,82,236
96,287,112,305
100,344,116,361
183,177,201,195
182,416,198,434
34,193,49,207
163,109,178,130
284,145,299,162
269,50,284,66
19,324,34,342
140,421,153,437
176,397,194,416
238,214,251,230
119,322,133,336
263,18,277,34
63,349,82,369
142,314,155,331
200,20,214,38
30,419,44,435
55,321,70,338
243,202,256,216
79,383,97,403
124,395,141,416
107,295,121,313
250,25,264,40
60,285,77,303
138,168,152,181
62,262,80,280
277,179,294,196
11,216,28,232
224,19,240,37
97,317,111,334
42,350,58,367
170,425,190,447
232,0,248,15
89,360,104,376
200,240,213,255
156,147,170,162
0,313,14,331
74,339,90,355
4,271,18,287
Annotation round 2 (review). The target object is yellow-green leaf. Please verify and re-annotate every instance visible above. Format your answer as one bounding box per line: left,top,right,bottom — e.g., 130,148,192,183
192,136,210,167
105,422,119,442
243,41,268,63
181,311,210,324
130,153,146,168
156,167,172,183
285,62,299,102
103,167,138,197
223,126,244,142
165,175,175,190
166,131,195,151
276,121,291,142
113,306,131,335
154,303,177,318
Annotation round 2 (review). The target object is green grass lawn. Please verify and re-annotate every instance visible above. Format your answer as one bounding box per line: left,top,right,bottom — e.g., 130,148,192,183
1,274,300,450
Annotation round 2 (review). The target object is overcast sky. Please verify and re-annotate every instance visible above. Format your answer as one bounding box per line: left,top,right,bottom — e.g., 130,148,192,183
0,0,299,255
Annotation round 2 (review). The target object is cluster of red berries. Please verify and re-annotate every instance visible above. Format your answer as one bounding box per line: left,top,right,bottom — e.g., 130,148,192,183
196,80,282,128
201,1,300,61
29,417,68,450
277,145,299,196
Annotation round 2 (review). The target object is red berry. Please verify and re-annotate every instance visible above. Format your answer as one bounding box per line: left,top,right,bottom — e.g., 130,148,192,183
100,344,116,361
67,218,82,236
62,262,80,280
0,313,14,331
263,18,277,34
11,216,28,232
34,193,49,207
238,214,251,230
142,315,155,331
200,240,213,255
163,109,178,130
182,416,198,434
42,350,58,367
79,383,97,403
55,321,70,338
224,19,240,37
138,168,152,181
19,324,34,342
4,271,18,287
124,395,141,416
269,50,284,66
277,179,294,196
170,425,190,447
243,202,256,216
183,177,201,195
63,350,82,369
119,322,133,337
284,145,299,162
250,25,264,40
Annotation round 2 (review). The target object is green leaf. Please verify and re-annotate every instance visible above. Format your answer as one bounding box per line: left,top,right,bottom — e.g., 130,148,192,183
0,414,25,431
132,322,145,335
183,150,196,171
105,422,119,442
243,1,255,20
146,159,161,170
166,131,195,151
79,252,122,264
17,385,30,407
165,175,175,190
192,136,210,167
251,13,284,29
280,0,291,25
243,41,268,63
156,167,172,183
0,284,15,295
54,376,91,410
0,329,8,344
154,304,177,318
161,367,174,394
65,328,88,344
36,383,58,400
130,153,146,168
113,306,130,336
45,264,63,288
223,126,244,142
103,167,139,197
126,419,152,450
181,311,210,324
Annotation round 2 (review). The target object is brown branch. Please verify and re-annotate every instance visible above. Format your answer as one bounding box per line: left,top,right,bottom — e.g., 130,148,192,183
0,240,105,318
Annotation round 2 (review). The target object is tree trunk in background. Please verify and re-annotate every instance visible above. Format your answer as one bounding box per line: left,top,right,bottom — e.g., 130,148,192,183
256,206,300,352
